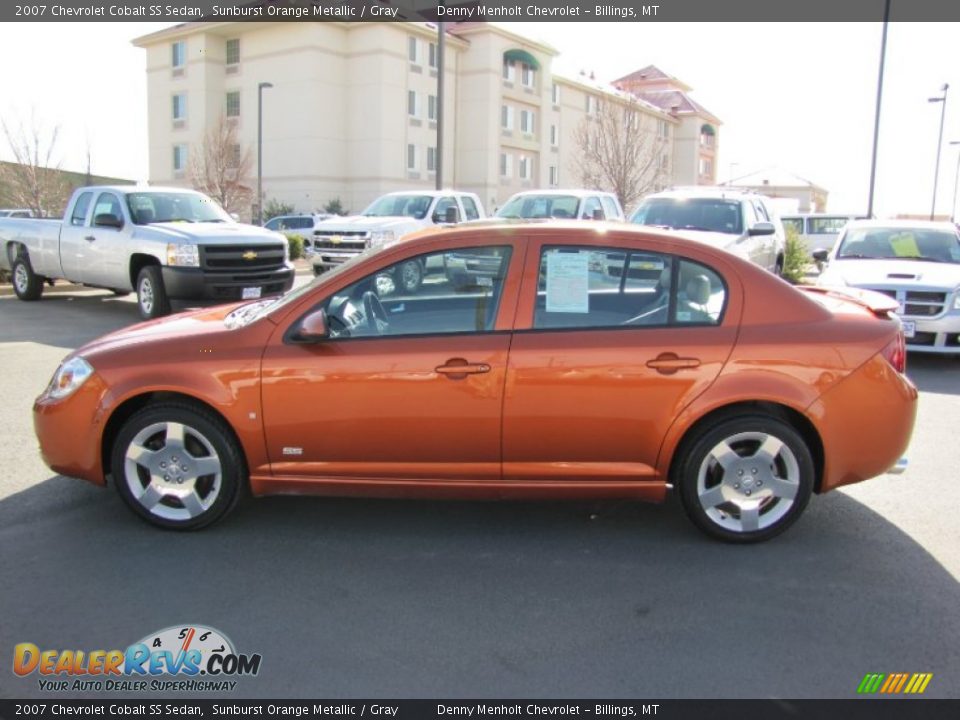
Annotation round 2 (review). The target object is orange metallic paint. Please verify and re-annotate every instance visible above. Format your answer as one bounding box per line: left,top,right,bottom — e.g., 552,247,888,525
32,222,917,509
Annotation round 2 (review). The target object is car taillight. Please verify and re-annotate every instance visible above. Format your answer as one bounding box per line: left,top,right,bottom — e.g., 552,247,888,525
882,331,906,374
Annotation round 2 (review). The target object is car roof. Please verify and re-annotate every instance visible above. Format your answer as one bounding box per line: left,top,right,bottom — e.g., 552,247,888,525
644,186,770,202
381,190,477,198
506,189,618,199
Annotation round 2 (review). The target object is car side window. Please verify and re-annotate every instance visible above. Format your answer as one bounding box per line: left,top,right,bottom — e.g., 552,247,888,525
461,197,480,221
433,197,458,222
583,197,604,220
533,247,726,330
321,245,512,339
71,193,92,226
92,193,123,226
600,196,621,220
754,201,770,222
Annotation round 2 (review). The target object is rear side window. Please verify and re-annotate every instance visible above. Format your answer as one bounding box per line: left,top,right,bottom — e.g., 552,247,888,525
461,196,480,221
533,247,726,330
781,217,803,235
71,193,92,226
600,196,621,220
583,197,604,220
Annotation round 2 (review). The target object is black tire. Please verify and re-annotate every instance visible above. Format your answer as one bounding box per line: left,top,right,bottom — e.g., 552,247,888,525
774,255,785,277
395,259,423,294
11,254,43,301
111,289,131,297
675,414,814,543
111,402,245,530
136,265,171,319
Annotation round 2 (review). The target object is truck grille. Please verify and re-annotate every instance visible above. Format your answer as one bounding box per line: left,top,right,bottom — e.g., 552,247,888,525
864,288,947,317
311,230,368,252
201,244,285,272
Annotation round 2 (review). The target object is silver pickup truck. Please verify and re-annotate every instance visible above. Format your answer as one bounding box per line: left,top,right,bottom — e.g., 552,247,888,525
0,186,295,318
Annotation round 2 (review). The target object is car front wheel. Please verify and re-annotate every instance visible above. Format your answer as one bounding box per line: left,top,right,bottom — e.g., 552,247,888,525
136,265,171,319
111,403,244,530
676,415,814,543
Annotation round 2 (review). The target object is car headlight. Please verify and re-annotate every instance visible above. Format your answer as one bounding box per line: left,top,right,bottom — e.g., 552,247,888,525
953,289,960,310
45,357,94,400
167,243,199,267
369,230,396,248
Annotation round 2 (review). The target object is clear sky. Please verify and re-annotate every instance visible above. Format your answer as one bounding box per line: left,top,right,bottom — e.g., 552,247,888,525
1,21,958,217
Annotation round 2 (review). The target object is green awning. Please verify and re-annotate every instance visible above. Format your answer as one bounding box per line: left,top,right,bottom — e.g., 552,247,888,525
503,49,540,70
700,123,716,136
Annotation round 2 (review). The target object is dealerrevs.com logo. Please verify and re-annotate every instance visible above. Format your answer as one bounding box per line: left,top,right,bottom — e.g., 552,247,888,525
13,625,262,693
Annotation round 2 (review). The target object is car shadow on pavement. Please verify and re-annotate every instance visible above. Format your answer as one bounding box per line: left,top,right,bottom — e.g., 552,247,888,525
907,353,960,395
0,293,142,349
1,475,957,700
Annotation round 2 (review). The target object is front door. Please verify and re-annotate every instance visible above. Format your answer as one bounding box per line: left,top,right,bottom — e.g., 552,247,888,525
261,243,520,480
83,191,130,288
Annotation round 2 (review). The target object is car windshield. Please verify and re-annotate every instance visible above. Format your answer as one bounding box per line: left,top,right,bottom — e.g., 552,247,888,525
497,195,581,219
362,195,433,219
127,192,233,225
632,198,744,235
836,228,960,263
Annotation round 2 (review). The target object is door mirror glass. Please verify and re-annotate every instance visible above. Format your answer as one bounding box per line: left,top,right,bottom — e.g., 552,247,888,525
749,221,776,237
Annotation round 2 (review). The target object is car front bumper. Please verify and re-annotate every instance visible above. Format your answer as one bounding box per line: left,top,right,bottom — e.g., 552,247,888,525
901,312,960,354
161,264,295,302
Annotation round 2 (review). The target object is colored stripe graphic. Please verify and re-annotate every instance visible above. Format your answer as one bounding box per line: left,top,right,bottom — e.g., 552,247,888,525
857,672,932,694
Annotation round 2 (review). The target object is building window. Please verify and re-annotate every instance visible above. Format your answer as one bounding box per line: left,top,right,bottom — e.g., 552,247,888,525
228,143,241,169
552,83,561,105
427,146,437,173
520,110,535,135
408,36,419,64
408,90,419,118
501,105,514,131
428,42,438,68
226,91,240,118
407,143,417,171
171,41,185,69
550,124,558,147
586,95,599,116
428,94,437,122
225,38,240,66
521,63,535,88
173,144,188,173
502,59,516,83
172,93,187,122
500,152,513,178
549,165,558,186
700,158,713,177
519,155,532,181
658,119,670,139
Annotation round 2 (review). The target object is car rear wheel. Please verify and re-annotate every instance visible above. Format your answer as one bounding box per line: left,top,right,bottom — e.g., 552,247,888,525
676,415,814,543
136,265,171,319
12,255,44,301
111,403,244,530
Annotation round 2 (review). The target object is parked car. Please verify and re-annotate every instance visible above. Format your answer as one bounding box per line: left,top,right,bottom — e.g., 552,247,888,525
264,213,333,246
816,219,960,354
495,190,625,222
310,190,485,292
0,186,295,319
0,208,34,218
631,187,786,275
780,212,864,255
33,221,916,542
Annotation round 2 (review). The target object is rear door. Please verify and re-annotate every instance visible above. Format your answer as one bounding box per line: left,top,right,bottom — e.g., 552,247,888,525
502,235,740,483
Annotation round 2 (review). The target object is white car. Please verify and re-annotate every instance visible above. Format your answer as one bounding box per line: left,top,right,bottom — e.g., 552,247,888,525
816,219,960,354
631,187,786,275
495,189,625,222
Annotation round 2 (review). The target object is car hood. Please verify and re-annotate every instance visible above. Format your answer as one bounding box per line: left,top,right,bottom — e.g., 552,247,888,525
821,259,960,289
315,216,422,233
135,222,285,245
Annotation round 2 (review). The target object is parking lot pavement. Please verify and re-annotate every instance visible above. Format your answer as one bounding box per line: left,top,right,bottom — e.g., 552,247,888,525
1,289,959,699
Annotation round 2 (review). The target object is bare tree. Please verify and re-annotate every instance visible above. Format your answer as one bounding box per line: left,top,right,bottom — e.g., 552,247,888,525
573,98,670,213
0,113,71,217
190,114,253,217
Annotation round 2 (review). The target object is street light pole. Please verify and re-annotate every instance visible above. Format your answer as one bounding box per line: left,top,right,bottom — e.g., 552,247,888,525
257,81,273,225
950,140,960,223
436,21,445,190
866,0,890,219
928,83,949,221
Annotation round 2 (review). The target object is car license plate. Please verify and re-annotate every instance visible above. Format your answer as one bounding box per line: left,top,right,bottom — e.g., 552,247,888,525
901,320,915,338
242,287,262,300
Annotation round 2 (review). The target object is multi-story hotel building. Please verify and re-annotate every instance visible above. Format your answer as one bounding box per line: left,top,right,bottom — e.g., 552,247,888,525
133,21,721,216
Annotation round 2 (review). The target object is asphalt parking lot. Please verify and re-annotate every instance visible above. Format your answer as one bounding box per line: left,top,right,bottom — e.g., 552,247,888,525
1,284,958,700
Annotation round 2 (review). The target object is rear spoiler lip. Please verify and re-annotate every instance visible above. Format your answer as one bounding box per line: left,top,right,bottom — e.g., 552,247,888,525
796,284,900,315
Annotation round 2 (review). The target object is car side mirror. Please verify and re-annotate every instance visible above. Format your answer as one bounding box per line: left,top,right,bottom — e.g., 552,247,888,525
94,213,123,229
435,206,460,224
297,309,328,342
812,249,830,263
748,221,775,236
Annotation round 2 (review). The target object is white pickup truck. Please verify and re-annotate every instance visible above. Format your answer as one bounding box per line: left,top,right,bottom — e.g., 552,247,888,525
0,186,295,318
309,190,485,292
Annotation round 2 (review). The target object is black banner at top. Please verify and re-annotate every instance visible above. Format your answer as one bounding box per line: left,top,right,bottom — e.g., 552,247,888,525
3,0,960,23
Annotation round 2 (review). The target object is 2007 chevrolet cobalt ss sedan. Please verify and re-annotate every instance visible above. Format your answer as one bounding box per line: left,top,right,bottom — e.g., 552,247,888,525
33,222,917,542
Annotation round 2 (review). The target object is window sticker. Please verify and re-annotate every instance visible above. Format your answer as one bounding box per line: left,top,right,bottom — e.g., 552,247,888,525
545,252,590,313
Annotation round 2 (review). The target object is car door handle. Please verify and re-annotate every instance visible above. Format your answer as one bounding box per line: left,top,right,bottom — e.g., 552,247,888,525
646,353,701,374
435,358,491,379
84,235,96,242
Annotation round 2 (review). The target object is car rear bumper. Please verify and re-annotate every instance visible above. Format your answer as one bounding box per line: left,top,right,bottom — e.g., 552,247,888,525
161,265,295,302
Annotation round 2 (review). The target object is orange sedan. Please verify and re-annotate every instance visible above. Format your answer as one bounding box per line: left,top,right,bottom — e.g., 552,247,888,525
33,222,917,542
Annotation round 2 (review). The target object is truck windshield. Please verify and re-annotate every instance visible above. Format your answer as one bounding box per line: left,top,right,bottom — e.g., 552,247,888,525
632,198,743,235
497,195,580,219
127,192,233,225
362,195,433,219
836,228,960,263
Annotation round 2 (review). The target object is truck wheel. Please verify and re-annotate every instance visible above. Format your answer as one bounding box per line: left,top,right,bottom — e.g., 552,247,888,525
396,259,423,294
136,266,171,319
111,289,130,297
12,255,44,301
